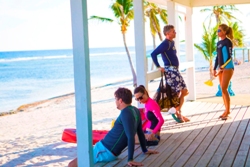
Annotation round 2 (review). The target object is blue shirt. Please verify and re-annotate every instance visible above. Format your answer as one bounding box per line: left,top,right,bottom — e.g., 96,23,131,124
101,106,147,162
151,39,179,67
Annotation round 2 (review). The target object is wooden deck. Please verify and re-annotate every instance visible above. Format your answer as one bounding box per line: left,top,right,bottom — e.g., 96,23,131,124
95,102,250,167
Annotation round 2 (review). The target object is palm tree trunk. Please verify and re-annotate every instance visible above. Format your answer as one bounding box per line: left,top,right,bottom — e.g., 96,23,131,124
151,20,162,70
157,31,163,41
122,33,137,86
209,59,214,80
151,34,156,70
152,19,163,41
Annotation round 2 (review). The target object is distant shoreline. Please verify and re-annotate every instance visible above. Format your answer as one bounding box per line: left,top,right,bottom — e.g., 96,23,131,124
1,62,249,116
0,77,134,116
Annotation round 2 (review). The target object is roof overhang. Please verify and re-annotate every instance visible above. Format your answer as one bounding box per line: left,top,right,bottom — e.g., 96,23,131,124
147,0,250,7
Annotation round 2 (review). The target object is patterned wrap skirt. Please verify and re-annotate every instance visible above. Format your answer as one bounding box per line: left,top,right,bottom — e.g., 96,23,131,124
164,66,187,94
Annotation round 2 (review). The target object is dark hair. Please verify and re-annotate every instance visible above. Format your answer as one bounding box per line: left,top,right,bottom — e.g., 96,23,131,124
114,87,132,104
219,23,234,40
163,25,174,35
134,85,149,97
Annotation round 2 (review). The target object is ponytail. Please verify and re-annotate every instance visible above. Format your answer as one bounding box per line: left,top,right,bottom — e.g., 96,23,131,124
226,27,234,40
219,24,234,40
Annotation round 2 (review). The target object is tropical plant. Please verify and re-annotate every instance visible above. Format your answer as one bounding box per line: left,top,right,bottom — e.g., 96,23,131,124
229,22,245,47
89,0,137,86
144,1,168,71
200,5,239,28
200,5,245,46
199,5,246,82
194,24,217,80
144,1,168,48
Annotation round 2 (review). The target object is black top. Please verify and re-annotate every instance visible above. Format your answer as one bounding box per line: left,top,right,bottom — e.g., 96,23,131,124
151,39,179,67
101,106,147,161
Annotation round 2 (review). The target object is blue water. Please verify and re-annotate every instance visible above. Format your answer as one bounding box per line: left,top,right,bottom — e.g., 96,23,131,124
0,45,221,113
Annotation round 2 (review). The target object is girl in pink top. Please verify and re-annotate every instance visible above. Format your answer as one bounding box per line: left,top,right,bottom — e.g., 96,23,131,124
134,85,164,143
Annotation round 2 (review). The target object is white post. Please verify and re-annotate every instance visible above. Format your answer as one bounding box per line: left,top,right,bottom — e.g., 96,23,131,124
185,6,196,101
167,1,176,25
167,2,180,60
70,0,93,166
175,6,180,60
134,0,147,108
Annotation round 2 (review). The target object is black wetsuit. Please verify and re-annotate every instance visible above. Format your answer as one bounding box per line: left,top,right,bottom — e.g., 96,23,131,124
151,39,179,67
214,38,234,70
101,106,147,161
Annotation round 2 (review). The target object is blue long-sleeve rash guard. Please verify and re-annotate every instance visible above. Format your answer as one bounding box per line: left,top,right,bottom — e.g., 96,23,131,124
214,38,234,70
101,106,147,162
151,39,179,67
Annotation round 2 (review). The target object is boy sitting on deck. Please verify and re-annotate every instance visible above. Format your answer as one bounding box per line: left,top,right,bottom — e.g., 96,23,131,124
68,87,158,167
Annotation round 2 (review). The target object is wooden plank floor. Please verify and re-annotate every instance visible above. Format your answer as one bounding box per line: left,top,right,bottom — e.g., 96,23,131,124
95,102,250,167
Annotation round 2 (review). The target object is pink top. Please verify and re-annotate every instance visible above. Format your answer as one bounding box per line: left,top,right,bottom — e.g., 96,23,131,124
144,97,164,134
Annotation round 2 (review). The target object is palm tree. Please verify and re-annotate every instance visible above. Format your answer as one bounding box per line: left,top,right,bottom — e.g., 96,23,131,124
144,1,168,48
229,22,245,47
90,0,137,86
144,2,168,71
199,5,245,86
194,24,217,81
200,5,239,28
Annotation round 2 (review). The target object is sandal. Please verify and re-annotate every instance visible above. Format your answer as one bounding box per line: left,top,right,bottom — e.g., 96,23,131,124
171,114,183,123
177,116,185,123
221,116,229,120
176,110,189,123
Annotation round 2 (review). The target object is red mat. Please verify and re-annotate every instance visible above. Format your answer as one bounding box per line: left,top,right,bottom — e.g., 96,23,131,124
62,128,109,145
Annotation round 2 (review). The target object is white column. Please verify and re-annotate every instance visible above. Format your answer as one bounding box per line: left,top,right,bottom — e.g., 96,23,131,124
185,6,196,101
70,0,93,166
175,11,180,60
134,0,147,108
167,1,176,25
133,0,147,88
167,2,180,59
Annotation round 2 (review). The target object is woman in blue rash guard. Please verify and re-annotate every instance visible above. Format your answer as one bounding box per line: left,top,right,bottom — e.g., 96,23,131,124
213,24,234,120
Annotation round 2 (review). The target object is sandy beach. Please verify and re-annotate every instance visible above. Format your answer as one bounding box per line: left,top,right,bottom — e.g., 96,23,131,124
0,62,249,166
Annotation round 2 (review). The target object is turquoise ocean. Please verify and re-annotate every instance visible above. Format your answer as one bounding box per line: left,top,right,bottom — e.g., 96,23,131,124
1,45,241,113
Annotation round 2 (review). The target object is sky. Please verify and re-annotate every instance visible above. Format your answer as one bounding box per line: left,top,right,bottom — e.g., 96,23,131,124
0,0,250,51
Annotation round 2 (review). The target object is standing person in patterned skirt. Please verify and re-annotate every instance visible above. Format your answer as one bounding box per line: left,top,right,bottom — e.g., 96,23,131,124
151,24,190,122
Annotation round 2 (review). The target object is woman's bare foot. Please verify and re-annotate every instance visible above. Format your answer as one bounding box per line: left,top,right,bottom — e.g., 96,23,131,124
219,111,230,119
221,116,230,120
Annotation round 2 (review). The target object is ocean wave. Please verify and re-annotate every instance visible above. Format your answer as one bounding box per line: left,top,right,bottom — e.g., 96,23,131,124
0,51,138,62
0,55,72,62
90,51,135,56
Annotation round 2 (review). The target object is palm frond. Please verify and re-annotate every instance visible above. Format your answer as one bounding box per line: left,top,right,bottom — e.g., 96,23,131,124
159,9,168,24
89,16,114,22
194,24,217,62
229,21,245,47
111,2,123,18
144,2,167,41
200,8,212,12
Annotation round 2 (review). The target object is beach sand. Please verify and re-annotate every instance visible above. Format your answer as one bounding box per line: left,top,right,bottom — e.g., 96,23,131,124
0,62,249,166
